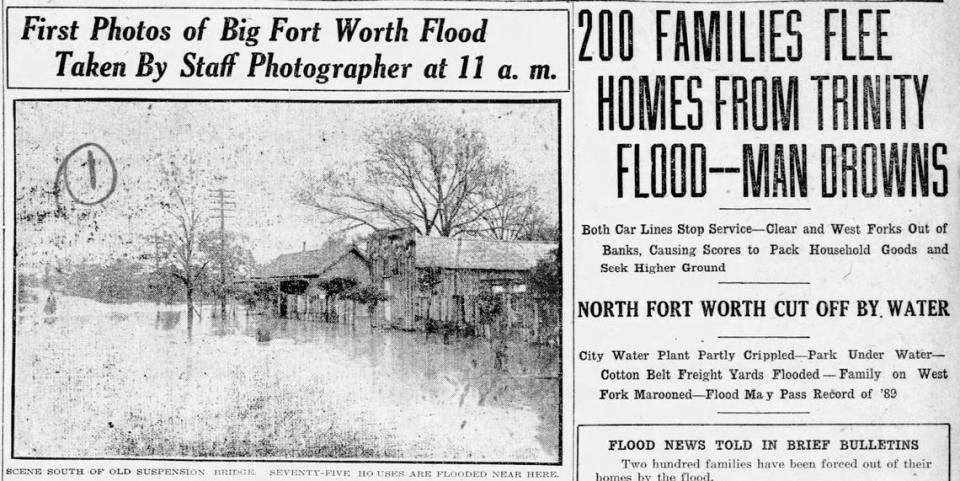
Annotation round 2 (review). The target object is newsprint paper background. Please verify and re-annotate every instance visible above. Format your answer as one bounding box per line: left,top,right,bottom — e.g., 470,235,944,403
0,1,958,481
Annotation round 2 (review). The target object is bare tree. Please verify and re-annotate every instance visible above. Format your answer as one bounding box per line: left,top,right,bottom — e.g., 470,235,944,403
296,115,545,238
464,166,552,241
157,159,214,332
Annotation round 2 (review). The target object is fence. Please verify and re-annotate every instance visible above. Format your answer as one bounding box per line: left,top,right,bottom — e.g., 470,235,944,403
258,291,559,345
417,292,559,345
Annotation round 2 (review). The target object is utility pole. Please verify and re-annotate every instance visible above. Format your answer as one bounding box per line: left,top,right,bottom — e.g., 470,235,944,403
209,179,236,322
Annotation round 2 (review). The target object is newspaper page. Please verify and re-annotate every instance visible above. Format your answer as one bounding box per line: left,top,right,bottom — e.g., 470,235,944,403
0,1,956,481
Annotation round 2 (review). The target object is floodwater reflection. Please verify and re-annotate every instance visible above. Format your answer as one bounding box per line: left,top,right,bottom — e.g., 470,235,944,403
15,303,559,462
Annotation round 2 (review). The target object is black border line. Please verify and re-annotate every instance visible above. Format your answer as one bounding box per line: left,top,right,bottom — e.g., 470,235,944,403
4,6,572,93
575,423,952,481
576,0,943,3
568,8,576,481
10,97,563,466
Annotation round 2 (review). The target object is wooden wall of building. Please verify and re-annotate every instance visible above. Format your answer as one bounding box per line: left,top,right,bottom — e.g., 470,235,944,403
367,229,418,330
367,229,559,344
418,268,523,327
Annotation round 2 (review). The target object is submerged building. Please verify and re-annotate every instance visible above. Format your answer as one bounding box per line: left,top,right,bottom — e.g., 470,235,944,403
252,244,370,322
253,228,559,343
367,228,557,339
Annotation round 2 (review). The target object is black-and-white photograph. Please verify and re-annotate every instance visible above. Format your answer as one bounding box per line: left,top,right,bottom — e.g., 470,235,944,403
13,100,561,463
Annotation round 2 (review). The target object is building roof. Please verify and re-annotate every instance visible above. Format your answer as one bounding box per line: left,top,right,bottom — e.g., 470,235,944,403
253,245,367,279
414,236,557,271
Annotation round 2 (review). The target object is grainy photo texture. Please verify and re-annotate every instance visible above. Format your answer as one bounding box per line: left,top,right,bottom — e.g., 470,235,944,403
13,100,561,462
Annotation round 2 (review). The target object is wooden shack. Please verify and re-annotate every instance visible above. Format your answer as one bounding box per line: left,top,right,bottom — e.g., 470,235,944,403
252,245,371,323
367,228,557,340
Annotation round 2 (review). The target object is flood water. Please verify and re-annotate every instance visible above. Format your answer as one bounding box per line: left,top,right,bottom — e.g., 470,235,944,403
14,298,560,462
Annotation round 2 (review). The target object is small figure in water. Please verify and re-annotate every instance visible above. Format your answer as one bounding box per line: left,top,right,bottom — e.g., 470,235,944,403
256,327,271,343
43,292,57,315
493,337,508,372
